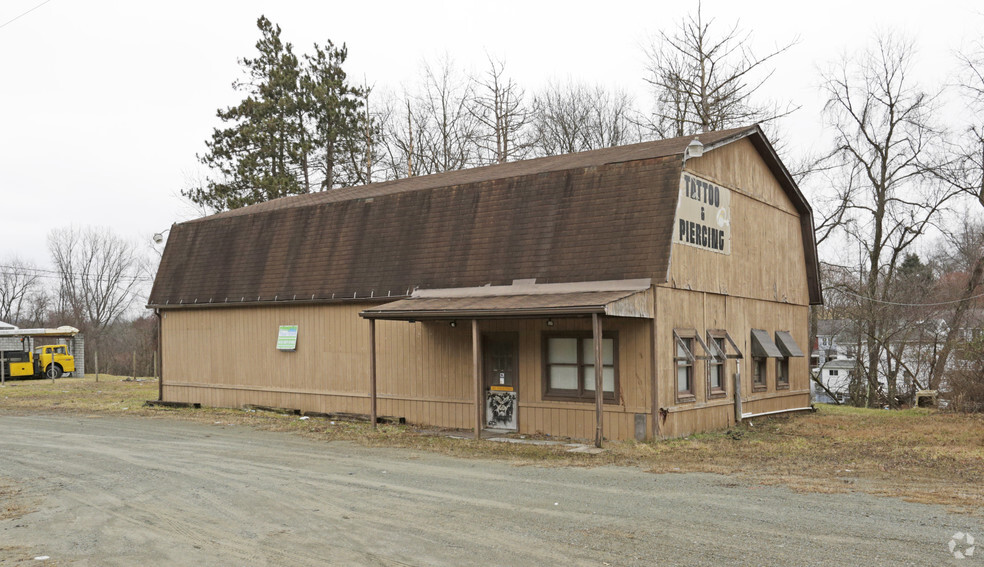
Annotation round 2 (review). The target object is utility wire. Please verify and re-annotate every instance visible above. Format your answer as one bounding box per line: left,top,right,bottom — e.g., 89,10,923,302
0,0,52,30
837,288,984,307
0,264,153,283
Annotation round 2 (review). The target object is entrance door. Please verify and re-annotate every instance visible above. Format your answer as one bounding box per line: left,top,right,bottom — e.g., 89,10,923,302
483,333,518,430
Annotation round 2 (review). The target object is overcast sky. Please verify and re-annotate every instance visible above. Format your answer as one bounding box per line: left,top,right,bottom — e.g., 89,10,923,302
2,0,982,272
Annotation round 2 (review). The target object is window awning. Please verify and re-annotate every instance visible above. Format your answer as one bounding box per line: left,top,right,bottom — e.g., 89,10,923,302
774,331,805,357
707,330,744,360
360,279,653,320
750,328,783,358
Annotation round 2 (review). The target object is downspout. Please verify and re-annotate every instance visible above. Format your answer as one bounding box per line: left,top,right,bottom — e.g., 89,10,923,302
741,406,815,420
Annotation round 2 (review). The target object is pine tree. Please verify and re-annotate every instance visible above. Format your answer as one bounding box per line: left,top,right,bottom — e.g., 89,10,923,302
185,16,305,211
185,16,370,211
302,41,370,190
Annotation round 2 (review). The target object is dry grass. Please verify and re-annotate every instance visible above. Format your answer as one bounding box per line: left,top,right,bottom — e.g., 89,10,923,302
0,478,37,564
0,481,30,522
2,376,983,514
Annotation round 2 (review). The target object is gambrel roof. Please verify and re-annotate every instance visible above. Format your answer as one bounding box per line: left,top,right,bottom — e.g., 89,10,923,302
149,126,821,308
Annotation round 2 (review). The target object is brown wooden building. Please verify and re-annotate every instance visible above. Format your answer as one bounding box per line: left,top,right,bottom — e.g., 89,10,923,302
149,125,821,443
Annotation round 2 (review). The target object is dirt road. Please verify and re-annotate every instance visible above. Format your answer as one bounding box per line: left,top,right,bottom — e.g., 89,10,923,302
0,414,978,566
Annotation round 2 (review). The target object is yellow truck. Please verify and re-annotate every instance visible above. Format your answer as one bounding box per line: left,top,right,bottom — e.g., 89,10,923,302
1,345,75,379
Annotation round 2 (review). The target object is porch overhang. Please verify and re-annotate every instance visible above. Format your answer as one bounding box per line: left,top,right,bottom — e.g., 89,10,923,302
359,279,653,321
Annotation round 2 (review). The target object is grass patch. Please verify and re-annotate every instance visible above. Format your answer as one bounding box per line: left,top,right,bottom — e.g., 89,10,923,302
0,375,158,414
2,377,983,514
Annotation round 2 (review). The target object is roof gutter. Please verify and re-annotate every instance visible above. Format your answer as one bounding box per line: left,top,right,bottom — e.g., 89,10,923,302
360,305,609,321
147,295,405,311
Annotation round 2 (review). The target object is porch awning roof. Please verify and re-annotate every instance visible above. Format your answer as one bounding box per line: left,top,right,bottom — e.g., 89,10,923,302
0,326,80,338
360,279,653,320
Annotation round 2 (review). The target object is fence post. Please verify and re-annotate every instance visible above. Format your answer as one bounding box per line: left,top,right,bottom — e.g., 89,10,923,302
95,351,99,383
1,351,5,386
132,351,136,380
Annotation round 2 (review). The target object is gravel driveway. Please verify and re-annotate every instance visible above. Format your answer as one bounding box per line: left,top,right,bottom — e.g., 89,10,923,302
0,414,978,566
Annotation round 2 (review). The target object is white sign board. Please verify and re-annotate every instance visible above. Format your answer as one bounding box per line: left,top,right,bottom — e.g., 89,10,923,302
674,172,731,255
276,325,298,351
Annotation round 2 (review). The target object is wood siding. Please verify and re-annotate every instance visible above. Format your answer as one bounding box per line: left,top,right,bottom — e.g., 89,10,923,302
654,138,813,437
653,287,810,438
161,305,653,441
674,138,810,306
159,135,816,441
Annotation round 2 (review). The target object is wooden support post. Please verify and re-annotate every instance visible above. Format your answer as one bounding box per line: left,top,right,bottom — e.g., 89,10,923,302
156,310,162,400
369,318,378,430
95,351,99,383
132,351,136,380
650,318,659,439
1,351,6,386
593,313,603,448
473,319,482,440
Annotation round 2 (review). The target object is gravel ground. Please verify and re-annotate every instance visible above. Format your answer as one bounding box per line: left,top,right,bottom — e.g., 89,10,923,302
0,414,979,566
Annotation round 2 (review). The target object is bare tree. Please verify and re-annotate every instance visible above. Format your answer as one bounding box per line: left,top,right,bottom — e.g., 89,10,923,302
927,218,984,388
918,42,984,388
415,56,481,174
21,287,52,328
530,81,638,157
0,257,42,325
469,55,532,164
351,79,387,184
819,33,958,406
48,227,145,339
946,42,984,209
640,1,797,138
381,94,423,179
381,56,480,177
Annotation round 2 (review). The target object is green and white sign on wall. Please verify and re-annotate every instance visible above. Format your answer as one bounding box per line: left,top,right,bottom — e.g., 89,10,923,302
277,325,299,351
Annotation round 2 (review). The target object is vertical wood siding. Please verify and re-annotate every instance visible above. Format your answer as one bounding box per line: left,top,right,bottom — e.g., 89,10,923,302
160,139,814,440
161,304,653,440
673,138,810,306
653,287,811,438
652,137,813,437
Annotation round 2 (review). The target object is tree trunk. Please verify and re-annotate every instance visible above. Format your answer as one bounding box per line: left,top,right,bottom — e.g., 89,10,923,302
929,254,984,388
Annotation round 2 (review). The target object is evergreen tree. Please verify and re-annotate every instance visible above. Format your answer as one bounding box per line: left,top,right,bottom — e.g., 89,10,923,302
185,16,304,211
302,41,370,190
185,17,370,211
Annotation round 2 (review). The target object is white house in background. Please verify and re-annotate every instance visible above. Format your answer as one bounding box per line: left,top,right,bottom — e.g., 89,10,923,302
0,321,16,331
811,319,857,404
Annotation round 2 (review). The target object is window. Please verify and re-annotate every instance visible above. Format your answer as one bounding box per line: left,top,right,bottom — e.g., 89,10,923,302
543,333,616,401
776,357,789,389
676,337,694,397
673,330,711,402
773,331,802,391
707,335,726,397
749,329,782,392
752,357,767,391
829,369,839,376
706,329,743,400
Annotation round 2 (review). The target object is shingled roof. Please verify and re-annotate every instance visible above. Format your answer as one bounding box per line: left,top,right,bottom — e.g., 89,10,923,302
149,126,820,308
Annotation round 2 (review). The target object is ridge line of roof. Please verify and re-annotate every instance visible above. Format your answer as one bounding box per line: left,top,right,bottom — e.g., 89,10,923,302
186,126,756,224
